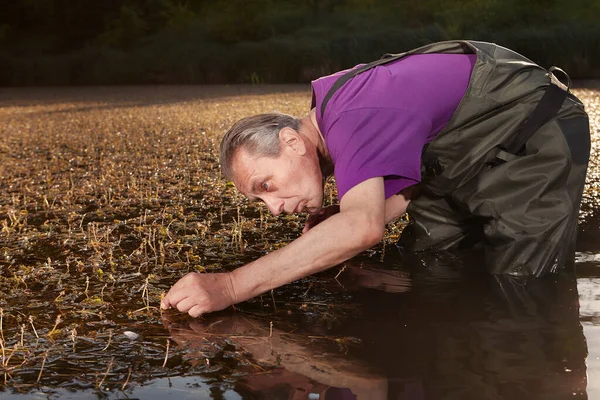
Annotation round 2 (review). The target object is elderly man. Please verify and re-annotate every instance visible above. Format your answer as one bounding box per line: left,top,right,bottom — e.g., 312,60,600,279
162,40,590,317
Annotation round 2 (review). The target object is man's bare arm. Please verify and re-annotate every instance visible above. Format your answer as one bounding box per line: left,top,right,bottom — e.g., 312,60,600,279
384,185,415,224
302,183,416,233
161,177,387,316
230,176,386,301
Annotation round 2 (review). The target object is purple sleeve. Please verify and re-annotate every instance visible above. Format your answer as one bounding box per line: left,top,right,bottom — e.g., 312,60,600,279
327,107,431,200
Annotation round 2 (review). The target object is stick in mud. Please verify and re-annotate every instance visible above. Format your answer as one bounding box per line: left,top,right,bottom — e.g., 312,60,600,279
29,316,39,339
37,352,47,383
71,326,77,352
333,265,346,280
102,329,113,351
47,315,62,337
0,309,5,367
97,358,114,389
121,367,132,391
162,339,170,368
270,290,277,311
0,308,4,343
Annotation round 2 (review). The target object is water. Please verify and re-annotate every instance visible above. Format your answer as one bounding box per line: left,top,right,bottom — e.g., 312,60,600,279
0,83,598,399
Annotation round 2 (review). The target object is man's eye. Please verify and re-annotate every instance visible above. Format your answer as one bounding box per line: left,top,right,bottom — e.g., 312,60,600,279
261,182,269,191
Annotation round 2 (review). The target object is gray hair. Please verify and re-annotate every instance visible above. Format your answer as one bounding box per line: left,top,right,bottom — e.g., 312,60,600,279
219,113,301,179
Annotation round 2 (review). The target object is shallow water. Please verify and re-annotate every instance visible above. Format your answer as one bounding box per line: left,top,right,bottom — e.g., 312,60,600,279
0,83,599,399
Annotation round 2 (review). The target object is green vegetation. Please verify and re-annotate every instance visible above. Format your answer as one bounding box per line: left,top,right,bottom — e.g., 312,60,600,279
1,0,600,85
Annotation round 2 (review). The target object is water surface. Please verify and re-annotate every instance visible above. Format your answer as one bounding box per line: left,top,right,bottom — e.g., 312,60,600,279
0,83,598,399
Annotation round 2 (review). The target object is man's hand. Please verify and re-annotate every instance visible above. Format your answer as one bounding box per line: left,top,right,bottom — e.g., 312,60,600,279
161,272,238,317
302,204,340,233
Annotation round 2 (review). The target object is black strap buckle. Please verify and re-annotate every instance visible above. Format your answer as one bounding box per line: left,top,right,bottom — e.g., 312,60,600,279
491,67,570,166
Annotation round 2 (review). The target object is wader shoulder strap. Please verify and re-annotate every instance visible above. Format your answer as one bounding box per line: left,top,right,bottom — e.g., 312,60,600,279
500,67,570,159
319,40,478,117
320,53,406,116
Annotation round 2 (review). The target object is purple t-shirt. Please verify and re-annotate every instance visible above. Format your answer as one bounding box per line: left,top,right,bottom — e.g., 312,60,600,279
311,53,477,200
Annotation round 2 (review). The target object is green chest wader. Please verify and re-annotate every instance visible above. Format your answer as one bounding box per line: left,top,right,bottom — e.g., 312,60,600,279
320,40,590,277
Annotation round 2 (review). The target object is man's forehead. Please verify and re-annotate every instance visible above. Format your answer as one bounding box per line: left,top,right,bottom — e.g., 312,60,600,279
233,148,258,167
231,149,267,192
232,149,258,176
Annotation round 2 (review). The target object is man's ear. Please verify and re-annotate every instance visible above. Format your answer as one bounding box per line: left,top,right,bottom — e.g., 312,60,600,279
279,127,307,155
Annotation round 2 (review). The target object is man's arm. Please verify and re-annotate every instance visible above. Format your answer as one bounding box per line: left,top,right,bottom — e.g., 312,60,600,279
161,177,387,317
384,185,415,224
302,184,415,233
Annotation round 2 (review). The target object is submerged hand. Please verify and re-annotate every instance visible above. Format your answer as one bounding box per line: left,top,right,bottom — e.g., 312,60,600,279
161,272,238,317
302,204,340,233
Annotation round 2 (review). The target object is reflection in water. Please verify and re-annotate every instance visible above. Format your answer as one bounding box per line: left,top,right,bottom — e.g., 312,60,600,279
343,253,588,400
577,210,600,399
578,276,600,399
166,254,588,400
164,313,389,399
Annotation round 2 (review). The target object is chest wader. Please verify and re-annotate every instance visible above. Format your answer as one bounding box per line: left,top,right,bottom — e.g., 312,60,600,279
321,40,590,277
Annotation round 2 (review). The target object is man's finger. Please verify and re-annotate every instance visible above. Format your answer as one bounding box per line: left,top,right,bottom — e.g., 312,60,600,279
161,291,172,309
188,305,204,318
162,278,188,309
163,287,191,310
161,288,181,309
175,297,196,313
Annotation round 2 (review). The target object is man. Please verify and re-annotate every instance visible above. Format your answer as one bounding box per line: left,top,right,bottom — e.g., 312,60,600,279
161,40,590,317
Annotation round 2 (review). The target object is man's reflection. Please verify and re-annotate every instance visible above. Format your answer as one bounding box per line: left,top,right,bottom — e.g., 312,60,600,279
164,311,389,399
338,252,588,399
165,253,588,399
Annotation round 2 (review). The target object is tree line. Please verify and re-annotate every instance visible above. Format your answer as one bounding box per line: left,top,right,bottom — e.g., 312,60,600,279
1,0,599,85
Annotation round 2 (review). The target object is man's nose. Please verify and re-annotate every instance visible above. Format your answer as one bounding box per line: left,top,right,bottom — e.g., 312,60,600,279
264,197,284,216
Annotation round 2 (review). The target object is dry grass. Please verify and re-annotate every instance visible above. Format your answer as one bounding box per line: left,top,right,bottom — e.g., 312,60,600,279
0,85,364,394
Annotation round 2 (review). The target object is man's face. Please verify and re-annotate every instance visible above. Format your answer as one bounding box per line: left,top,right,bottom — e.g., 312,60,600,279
231,136,324,216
